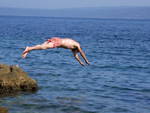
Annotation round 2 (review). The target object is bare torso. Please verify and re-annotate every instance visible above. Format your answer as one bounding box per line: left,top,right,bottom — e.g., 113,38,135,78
59,38,80,49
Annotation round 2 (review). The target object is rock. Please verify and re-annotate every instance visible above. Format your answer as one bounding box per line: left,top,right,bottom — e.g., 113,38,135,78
0,64,38,96
0,107,8,113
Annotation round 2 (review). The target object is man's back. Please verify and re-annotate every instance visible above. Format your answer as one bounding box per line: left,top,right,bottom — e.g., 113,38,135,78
60,38,80,49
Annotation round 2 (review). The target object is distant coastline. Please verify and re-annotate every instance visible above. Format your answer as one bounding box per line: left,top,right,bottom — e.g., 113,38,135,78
0,6,150,19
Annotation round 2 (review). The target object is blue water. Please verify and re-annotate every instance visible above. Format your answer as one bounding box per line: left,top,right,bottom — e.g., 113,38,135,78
0,16,150,113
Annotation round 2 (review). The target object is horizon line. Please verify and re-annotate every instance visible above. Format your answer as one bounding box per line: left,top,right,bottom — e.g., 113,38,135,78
1,14,150,21
0,6,150,10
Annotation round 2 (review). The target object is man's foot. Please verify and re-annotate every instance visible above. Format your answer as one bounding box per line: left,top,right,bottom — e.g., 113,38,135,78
22,46,29,58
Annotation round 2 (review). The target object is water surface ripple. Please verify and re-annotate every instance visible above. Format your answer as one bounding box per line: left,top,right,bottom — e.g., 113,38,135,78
0,16,150,113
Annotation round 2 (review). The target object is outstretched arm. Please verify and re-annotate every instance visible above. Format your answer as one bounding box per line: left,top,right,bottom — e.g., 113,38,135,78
72,49,85,66
77,46,90,65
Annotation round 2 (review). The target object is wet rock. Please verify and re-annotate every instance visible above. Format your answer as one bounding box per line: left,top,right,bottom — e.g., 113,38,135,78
0,64,38,96
0,107,8,113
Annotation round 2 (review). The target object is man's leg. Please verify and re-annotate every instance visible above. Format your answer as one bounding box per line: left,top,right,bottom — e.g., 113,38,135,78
22,42,54,58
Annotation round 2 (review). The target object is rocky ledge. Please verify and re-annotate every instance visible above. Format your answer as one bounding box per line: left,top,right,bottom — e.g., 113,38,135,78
0,64,38,96
0,107,8,113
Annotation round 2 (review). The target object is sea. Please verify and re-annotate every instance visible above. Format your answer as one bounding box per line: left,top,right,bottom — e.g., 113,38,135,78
0,16,150,113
